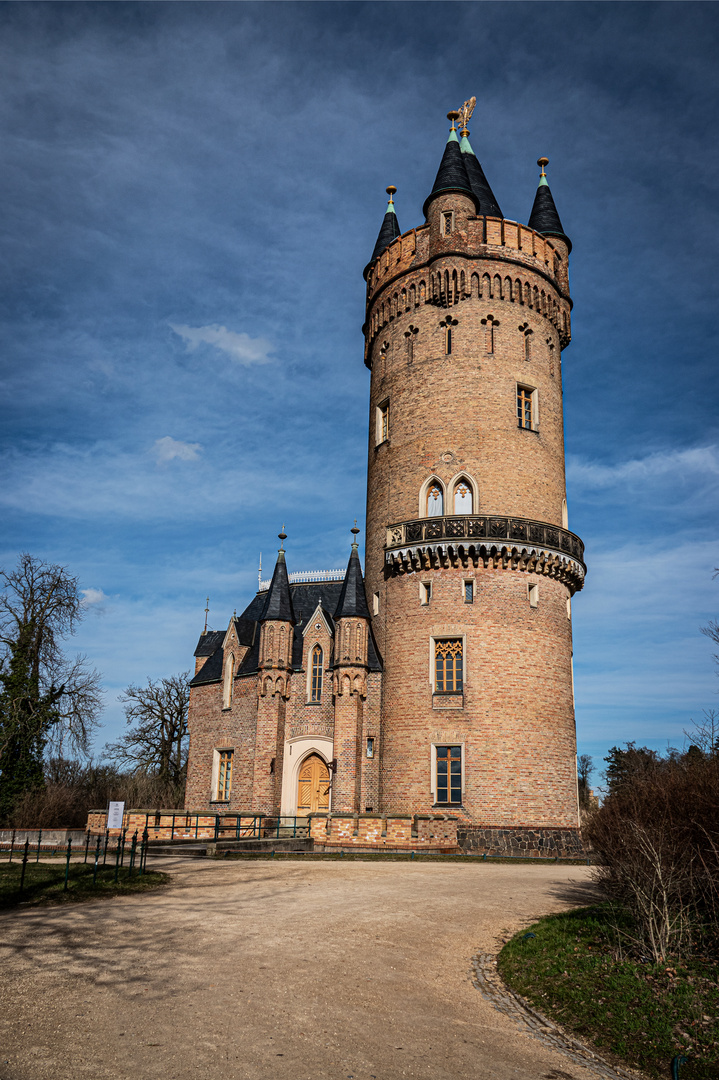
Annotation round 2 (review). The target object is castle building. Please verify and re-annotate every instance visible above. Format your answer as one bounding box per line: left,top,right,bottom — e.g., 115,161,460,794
185,103,586,855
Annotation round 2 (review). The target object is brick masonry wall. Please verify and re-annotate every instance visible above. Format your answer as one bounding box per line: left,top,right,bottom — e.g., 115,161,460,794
364,190,580,832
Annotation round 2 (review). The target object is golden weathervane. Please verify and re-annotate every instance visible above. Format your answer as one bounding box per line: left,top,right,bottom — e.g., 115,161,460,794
457,96,476,136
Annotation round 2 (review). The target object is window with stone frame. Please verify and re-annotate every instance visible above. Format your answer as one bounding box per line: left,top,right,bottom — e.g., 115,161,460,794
310,644,323,702
434,638,463,694
217,750,233,801
426,480,444,517
435,745,462,805
517,385,535,430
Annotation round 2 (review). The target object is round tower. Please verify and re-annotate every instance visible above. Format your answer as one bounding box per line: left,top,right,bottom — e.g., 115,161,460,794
363,109,585,847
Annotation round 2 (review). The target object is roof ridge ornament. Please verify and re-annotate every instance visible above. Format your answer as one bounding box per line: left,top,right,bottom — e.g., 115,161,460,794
538,156,549,187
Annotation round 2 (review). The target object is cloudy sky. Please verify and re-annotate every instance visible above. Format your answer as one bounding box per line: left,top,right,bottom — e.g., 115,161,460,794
1,1,718,785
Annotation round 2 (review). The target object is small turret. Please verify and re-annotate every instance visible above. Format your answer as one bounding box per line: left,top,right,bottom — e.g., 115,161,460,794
364,186,402,279
260,531,295,624
459,126,503,218
528,158,572,253
334,526,371,621
422,112,478,220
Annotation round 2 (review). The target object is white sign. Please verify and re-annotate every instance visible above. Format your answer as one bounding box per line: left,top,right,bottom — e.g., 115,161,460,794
107,801,125,830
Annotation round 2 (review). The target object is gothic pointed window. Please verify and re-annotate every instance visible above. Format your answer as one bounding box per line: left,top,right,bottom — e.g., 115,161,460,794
426,481,444,517
453,478,473,514
310,644,323,702
434,638,463,694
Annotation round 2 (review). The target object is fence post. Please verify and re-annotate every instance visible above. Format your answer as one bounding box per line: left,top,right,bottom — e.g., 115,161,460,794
120,827,127,867
93,834,101,885
9,828,16,862
36,829,42,863
19,839,30,895
114,835,121,883
214,815,219,841
139,829,148,876
128,833,137,877
63,838,72,891
84,831,91,864
103,828,109,866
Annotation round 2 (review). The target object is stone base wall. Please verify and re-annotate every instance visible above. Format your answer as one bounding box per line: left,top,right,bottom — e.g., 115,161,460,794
457,825,585,858
309,812,459,851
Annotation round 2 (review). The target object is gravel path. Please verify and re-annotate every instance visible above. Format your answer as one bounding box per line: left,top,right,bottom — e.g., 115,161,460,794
0,857,638,1080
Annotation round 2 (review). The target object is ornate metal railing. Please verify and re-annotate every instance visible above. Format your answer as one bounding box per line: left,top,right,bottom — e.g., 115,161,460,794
385,515,585,565
259,569,345,592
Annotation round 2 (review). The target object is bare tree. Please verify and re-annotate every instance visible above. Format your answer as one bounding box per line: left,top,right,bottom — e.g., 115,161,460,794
577,753,594,809
0,554,103,820
104,672,190,792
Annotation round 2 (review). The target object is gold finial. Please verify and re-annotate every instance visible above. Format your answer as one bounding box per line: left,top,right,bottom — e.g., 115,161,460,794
278,525,287,551
203,597,210,634
447,110,460,130
457,96,476,137
386,185,396,203
538,157,549,177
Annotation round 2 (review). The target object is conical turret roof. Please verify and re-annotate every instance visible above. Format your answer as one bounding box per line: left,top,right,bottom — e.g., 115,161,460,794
363,188,401,279
333,531,371,621
527,160,572,253
459,131,503,218
260,538,295,623
422,125,478,219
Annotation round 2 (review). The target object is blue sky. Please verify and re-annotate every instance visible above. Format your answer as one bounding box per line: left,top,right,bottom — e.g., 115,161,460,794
1,1,718,788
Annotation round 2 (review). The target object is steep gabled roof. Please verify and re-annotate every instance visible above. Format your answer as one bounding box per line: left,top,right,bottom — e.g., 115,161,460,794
423,127,478,219
194,629,225,657
459,131,503,218
333,543,371,621
260,548,295,624
527,160,572,253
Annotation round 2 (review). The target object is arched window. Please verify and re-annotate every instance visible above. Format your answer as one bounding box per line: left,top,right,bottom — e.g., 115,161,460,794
453,478,473,514
426,480,444,517
310,645,323,702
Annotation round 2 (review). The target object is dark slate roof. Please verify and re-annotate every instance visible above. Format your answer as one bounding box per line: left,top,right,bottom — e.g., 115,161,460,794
334,546,371,621
260,549,295,624
527,180,572,253
459,134,503,218
194,629,225,657
190,580,383,687
363,203,401,279
422,131,478,219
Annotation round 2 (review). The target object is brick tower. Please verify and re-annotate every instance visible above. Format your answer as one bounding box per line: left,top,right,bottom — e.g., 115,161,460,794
363,105,586,850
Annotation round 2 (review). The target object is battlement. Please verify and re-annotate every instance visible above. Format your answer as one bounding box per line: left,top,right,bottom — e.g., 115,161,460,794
366,217,568,302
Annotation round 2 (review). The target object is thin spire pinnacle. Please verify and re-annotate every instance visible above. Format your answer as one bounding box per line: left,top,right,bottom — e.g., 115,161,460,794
203,597,210,634
364,186,402,278
538,156,549,186
528,157,571,253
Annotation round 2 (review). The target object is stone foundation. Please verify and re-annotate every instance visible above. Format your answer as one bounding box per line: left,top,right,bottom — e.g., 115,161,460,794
457,825,585,858
309,812,459,852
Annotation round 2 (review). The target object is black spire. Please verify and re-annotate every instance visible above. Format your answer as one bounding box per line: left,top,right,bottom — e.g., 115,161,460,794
459,130,503,218
363,187,401,279
333,526,371,621
260,531,295,623
527,158,572,253
422,114,478,220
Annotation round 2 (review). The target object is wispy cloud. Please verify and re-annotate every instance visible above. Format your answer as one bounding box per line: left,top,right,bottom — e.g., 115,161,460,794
170,324,274,366
568,446,719,490
152,436,202,464
80,587,107,614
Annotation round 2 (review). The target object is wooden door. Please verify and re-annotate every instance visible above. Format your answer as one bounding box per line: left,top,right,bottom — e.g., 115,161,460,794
297,754,331,814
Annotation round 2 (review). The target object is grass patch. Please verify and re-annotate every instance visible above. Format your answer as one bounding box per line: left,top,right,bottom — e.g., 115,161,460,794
498,904,719,1080
0,861,168,909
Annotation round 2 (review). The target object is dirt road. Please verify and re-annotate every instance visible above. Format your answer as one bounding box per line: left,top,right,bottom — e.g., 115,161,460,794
0,857,601,1080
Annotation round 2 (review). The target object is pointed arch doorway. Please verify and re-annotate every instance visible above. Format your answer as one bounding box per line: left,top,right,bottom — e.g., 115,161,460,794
297,753,331,815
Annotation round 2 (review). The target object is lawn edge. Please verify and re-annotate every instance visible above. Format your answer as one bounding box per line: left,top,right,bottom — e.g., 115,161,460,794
470,950,650,1080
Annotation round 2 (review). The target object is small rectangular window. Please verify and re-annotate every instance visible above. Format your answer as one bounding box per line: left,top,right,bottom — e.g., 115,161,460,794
436,745,462,805
373,592,380,616
528,583,539,608
217,750,233,801
434,638,463,693
464,580,474,604
420,581,432,605
517,385,535,430
376,400,389,445
442,211,453,236
445,326,452,354
366,737,375,759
